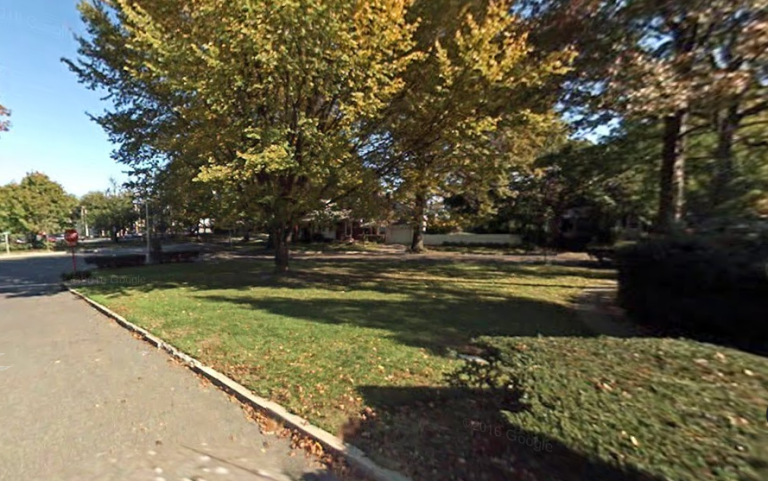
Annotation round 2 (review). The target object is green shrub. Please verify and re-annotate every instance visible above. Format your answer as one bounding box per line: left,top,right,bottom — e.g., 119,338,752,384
440,241,515,248
7,240,32,252
450,336,768,481
83,254,146,269
159,249,201,263
616,235,768,353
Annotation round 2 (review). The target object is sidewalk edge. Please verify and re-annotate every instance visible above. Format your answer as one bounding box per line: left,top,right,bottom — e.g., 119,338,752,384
67,286,411,481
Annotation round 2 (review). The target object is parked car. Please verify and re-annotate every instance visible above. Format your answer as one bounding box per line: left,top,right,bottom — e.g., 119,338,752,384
40,233,66,243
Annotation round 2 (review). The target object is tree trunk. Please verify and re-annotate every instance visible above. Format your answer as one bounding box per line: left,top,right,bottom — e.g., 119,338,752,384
656,111,686,233
410,190,427,252
150,237,163,264
711,104,738,211
111,227,119,243
273,226,290,273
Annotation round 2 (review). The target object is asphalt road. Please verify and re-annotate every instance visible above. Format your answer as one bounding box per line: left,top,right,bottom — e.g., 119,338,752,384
0,254,338,481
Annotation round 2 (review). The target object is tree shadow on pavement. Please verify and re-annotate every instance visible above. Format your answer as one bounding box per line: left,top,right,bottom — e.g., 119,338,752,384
0,255,83,298
181,445,338,481
0,285,65,298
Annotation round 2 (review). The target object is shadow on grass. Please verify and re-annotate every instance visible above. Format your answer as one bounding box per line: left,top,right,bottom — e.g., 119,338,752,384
77,256,620,354
344,385,668,481
79,257,608,355
80,256,616,296
83,256,768,357
202,294,593,355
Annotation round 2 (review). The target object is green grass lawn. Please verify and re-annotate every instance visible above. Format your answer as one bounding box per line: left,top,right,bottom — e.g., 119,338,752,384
284,241,390,253
424,244,543,255
77,258,768,481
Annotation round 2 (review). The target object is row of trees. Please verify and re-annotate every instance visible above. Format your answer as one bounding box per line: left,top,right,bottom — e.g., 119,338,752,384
392,0,768,244
64,0,767,270
66,0,572,270
524,0,768,229
0,172,139,244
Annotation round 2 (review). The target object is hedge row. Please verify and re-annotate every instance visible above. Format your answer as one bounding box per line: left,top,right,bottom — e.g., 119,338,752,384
450,336,768,481
83,250,200,269
615,235,768,353
83,254,146,269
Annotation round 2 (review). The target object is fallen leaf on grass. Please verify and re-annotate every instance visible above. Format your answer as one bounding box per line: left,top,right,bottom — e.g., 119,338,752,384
714,352,727,362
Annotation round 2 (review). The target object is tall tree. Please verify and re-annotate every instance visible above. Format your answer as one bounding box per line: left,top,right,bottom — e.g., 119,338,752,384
0,173,77,240
0,184,25,234
526,0,768,231
381,0,573,251
80,185,139,242
66,0,419,271
694,3,768,210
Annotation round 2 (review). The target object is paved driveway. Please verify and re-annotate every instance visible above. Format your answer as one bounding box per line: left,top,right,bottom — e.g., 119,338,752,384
0,254,338,481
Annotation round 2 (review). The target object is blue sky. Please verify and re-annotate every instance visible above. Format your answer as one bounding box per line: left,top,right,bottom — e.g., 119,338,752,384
0,1,127,197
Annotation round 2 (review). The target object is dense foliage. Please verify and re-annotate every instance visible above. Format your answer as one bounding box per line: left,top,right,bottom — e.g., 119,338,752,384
452,335,768,481
616,235,768,354
66,0,421,270
80,187,139,241
0,172,78,241
65,0,575,266
379,0,573,251
526,0,768,232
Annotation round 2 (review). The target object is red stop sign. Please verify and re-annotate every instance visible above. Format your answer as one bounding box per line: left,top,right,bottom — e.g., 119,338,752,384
64,229,79,246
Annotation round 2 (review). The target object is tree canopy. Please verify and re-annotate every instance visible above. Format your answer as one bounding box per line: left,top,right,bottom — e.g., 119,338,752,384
66,0,576,265
0,173,77,240
80,184,139,241
526,0,768,231
67,0,420,270
379,0,573,251
64,0,768,258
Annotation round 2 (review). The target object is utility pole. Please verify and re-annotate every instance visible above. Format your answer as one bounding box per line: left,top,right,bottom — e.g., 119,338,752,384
81,205,90,238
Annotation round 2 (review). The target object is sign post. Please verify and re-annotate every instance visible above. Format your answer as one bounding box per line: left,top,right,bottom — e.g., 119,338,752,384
64,229,79,273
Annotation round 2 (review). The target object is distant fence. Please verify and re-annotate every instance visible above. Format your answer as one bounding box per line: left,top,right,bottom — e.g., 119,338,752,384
385,225,522,246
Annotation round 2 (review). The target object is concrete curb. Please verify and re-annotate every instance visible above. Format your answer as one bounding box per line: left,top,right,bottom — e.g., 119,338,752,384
67,287,411,481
